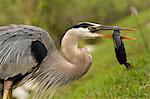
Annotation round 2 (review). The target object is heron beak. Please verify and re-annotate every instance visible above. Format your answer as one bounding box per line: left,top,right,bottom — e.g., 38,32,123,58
89,25,136,40
94,25,136,31
98,34,136,40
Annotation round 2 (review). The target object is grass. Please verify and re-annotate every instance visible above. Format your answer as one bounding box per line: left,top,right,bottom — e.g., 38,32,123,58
54,9,150,99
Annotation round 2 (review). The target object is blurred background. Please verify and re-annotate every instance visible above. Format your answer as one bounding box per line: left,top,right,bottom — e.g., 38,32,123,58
0,0,150,98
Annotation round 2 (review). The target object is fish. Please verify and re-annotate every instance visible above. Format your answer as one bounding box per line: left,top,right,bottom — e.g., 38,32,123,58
112,30,131,68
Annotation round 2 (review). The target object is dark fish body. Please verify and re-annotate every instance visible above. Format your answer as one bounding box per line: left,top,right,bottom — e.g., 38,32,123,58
112,30,130,68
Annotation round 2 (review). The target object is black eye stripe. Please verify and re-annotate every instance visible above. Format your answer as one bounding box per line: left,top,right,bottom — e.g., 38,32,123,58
71,23,94,28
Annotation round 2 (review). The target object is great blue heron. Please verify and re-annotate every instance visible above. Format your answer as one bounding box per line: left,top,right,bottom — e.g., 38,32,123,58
0,22,135,99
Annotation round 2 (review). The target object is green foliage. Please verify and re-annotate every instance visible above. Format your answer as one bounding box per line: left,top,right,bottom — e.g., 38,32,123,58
0,0,149,44
0,0,149,98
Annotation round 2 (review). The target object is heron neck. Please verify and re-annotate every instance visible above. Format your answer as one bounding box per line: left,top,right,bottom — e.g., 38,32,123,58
61,31,92,78
61,32,79,64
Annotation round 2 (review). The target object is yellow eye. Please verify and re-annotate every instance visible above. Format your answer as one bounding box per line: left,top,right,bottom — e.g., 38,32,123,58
88,26,97,33
88,26,94,30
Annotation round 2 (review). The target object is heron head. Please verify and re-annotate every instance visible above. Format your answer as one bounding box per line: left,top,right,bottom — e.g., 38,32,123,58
67,22,136,40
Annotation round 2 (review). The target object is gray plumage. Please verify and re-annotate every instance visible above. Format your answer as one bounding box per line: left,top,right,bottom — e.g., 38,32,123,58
0,24,69,98
0,25,50,79
0,23,93,98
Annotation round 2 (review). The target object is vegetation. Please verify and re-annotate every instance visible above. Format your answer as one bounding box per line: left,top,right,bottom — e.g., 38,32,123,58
0,0,149,44
0,0,149,98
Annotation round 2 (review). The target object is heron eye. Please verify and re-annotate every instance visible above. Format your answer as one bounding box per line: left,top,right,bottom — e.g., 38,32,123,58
88,26,94,30
88,26,97,33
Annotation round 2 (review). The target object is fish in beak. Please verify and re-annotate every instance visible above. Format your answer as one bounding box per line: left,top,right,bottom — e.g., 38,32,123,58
87,23,135,68
112,30,131,68
88,24,136,40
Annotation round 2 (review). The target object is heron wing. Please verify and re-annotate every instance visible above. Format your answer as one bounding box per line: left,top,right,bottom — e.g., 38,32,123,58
0,25,48,79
